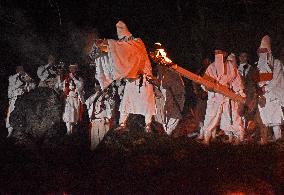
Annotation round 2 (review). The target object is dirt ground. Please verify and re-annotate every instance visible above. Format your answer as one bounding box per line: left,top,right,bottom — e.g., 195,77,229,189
0,124,284,195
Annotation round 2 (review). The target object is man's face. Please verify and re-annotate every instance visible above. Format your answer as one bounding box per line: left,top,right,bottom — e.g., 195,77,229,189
239,53,248,64
69,66,77,74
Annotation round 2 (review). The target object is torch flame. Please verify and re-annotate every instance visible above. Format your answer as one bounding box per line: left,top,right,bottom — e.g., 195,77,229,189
157,49,172,63
154,43,173,64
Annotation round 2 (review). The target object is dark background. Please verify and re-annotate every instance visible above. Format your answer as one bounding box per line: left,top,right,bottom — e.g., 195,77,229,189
1,0,284,71
1,0,284,129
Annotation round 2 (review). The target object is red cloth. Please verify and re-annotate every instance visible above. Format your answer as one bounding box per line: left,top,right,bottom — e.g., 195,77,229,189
258,73,273,82
79,102,84,122
64,75,70,96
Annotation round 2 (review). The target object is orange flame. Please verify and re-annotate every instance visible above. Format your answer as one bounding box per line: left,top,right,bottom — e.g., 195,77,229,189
154,42,172,64
156,48,172,64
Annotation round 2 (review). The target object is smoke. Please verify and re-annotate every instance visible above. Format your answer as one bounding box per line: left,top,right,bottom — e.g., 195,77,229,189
1,8,49,67
63,22,99,64
1,7,100,78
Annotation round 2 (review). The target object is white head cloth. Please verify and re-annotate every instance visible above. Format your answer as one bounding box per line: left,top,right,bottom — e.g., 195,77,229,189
259,35,272,53
214,52,225,75
116,21,132,39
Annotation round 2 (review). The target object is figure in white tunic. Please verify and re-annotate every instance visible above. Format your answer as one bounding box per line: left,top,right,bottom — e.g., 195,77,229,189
202,50,246,144
85,84,112,150
37,55,60,88
57,64,84,135
257,35,284,143
6,66,35,137
93,21,156,132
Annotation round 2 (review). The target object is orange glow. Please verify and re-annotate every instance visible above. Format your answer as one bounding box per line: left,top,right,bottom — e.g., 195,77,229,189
157,49,172,63
153,42,173,65
154,43,173,65
225,192,245,195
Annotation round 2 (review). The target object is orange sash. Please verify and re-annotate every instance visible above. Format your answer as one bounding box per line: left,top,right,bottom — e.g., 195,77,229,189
258,73,273,82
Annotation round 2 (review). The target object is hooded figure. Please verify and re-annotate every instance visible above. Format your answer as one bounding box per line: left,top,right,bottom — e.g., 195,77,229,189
92,21,156,132
257,35,284,143
201,51,246,144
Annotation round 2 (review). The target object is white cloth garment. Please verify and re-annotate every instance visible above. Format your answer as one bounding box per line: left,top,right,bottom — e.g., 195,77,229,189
119,76,156,123
57,74,84,134
86,92,112,150
37,64,57,88
94,53,115,89
93,36,156,126
116,21,132,40
63,75,84,123
6,73,35,136
257,54,284,126
202,55,245,140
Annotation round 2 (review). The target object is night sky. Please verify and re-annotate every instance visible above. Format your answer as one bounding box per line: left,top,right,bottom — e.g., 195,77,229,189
1,0,284,76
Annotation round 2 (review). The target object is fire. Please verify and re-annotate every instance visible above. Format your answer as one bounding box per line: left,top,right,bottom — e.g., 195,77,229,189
154,42,173,64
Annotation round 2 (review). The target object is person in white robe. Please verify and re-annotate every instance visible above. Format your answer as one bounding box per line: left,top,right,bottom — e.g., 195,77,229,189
37,55,59,88
92,21,156,132
202,50,246,145
57,64,84,135
85,84,112,150
6,66,35,137
257,35,284,143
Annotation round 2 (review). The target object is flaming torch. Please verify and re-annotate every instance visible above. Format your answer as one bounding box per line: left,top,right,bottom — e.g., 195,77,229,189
149,43,246,104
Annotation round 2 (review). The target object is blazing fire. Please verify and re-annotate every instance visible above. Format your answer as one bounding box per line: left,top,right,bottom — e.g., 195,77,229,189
153,42,173,65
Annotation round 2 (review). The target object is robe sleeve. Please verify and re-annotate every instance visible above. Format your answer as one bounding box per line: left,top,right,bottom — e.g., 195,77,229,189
8,74,24,99
231,68,246,97
37,64,50,81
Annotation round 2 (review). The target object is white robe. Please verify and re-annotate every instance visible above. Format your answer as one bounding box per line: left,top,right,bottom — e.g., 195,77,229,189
57,75,84,123
120,76,156,117
37,64,57,88
202,59,245,137
85,92,112,150
257,54,284,126
6,73,35,130
94,38,156,121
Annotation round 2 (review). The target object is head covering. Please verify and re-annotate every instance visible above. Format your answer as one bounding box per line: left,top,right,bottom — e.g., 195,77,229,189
214,52,225,75
116,21,132,39
69,64,78,68
259,35,271,53
227,53,236,62
257,35,273,74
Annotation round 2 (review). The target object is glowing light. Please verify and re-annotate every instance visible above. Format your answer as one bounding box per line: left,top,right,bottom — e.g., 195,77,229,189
156,48,172,64
225,192,245,195
155,42,162,46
